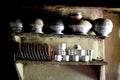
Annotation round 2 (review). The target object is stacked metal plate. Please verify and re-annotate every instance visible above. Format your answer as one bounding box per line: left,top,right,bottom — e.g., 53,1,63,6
14,43,54,61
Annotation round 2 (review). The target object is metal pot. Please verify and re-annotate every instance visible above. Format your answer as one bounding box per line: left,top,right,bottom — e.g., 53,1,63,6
49,19,64,34
69,20,92,35
10,19,23,33
93,18,113,37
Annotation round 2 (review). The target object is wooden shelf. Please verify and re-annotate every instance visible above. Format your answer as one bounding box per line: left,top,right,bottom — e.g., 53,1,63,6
13,32,106,39
15,60,107,66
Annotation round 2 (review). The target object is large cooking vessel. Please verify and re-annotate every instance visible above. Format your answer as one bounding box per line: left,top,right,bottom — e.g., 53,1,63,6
69,20,93,35
93,18,113,38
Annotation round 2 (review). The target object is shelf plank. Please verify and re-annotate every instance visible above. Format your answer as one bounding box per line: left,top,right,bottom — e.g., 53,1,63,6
13,33,105,39
15,60,107,66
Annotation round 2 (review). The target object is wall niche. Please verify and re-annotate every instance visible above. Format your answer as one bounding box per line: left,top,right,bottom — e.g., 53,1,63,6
13,6,107,80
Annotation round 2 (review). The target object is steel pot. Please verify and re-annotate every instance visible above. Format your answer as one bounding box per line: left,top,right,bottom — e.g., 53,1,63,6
93,18,113,37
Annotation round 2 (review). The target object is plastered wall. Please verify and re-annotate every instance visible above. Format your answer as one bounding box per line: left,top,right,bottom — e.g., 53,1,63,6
103,12,120,80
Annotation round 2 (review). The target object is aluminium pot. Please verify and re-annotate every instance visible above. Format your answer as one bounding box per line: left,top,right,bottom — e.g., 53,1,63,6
69,20,93,35
93,18,113,38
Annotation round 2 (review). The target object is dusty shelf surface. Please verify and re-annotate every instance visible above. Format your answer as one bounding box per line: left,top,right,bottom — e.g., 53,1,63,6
15,60,107,66
13,33,106,39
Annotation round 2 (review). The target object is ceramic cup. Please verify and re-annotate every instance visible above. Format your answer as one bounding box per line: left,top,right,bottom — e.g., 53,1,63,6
58,49,66,55
58,43,66,50
63,55,70,61
82,55,89,62
87,50,94,61
73,55,79,62
55,55,63,61
78,49,86,56
68,49,76,55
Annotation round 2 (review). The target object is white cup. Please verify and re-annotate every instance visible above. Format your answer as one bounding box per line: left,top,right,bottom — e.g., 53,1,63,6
82,55,89,62
58,49,66,55
55,55,63,61
58,43,66,50
78,49,86,56
63,55,70,61
73,55,79,62
87,50,94,61
68,49,76,55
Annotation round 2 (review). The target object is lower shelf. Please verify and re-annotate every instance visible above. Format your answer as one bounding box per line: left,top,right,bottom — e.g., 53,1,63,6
15,60,107,66
15,60,107,80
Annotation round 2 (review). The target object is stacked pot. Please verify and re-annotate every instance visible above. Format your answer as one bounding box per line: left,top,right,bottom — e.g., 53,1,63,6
68,12,93,35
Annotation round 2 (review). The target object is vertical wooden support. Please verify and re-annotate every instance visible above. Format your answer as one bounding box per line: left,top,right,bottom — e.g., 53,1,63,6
16,63,24,80
100,66,106,80
100,40,106,80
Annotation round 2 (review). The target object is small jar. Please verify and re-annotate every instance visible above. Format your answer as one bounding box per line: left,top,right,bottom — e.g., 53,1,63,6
69,12,83,20
32,18,44,33
10,19,23,33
